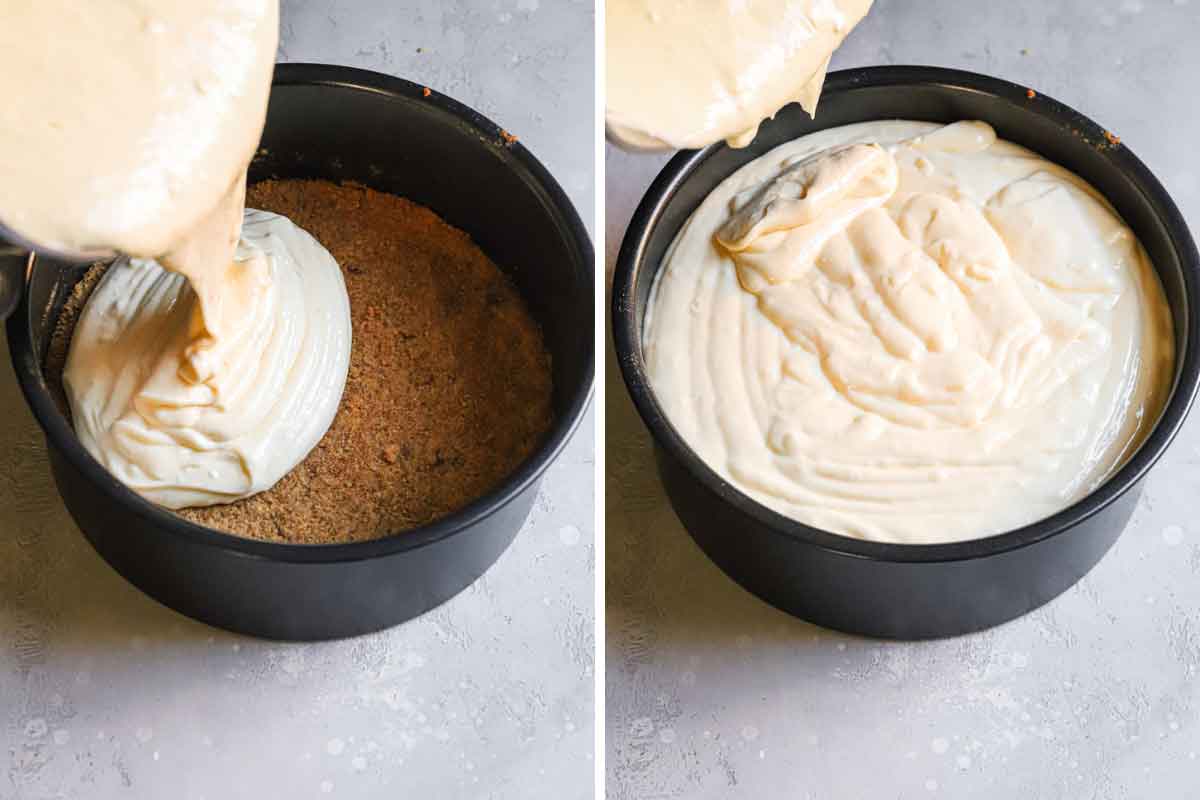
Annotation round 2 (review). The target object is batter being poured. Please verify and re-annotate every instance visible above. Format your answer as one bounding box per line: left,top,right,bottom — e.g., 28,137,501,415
1,1,351,508
606,0,874,149
645,121,1174,543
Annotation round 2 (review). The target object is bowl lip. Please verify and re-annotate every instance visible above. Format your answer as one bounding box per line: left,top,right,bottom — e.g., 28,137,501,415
7,62,595,565
612,64,1200,564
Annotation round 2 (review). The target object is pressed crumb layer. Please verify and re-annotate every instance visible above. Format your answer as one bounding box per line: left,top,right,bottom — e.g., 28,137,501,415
45,179,553,544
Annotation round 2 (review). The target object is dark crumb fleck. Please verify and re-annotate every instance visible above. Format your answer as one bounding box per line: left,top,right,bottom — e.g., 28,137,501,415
422,87,431,98
416,47,423,53
1104,130,1122,146
1026,88,1036,99
1020,48,1030,56
500,129,518,146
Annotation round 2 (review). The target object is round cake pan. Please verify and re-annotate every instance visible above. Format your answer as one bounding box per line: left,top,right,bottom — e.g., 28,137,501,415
612,65,1200,640
8,63,594,641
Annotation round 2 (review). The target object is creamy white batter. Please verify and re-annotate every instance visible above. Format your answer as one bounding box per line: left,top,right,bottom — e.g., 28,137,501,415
606,0,873,150
64,211,351,509
645,121,1174,543
5,1,354,510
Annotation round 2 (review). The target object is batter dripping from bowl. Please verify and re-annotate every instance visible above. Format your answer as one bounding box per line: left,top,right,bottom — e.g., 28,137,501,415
0,0,352,508
606,0,875,150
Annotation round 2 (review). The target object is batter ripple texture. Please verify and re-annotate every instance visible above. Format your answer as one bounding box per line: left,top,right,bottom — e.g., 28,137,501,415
645,120,1173,543
64,210,351,509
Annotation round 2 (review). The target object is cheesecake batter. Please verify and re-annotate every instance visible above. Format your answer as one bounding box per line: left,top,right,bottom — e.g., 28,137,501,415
606,0,874,150
644,120,1174,543
5,1,354,509
64,211,351,509
0,1,277,258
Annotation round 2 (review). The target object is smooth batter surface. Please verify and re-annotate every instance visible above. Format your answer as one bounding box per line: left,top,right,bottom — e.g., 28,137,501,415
64,211,351,509
645,120,1174,543
606,0,873,150
0,0,277,258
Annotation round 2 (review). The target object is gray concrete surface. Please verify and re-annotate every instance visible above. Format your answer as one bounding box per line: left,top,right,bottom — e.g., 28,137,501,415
606,1,1200,797
1,2,595,799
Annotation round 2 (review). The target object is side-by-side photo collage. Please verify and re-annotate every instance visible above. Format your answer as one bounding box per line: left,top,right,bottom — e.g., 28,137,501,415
3,1,1199,798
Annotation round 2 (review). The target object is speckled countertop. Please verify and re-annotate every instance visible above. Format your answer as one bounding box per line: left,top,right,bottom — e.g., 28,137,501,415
1,2,594,798
606,1,1200,797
